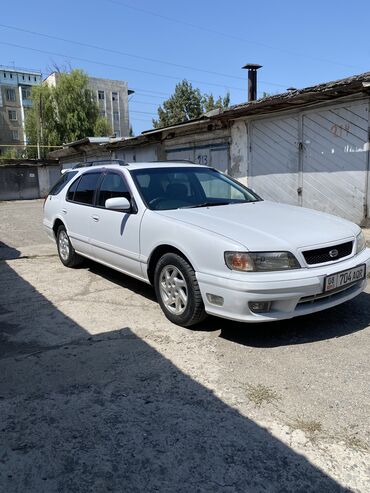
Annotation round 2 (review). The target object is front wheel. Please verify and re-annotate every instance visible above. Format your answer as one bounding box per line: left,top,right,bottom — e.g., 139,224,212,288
56,225,83,268
154,253,207,327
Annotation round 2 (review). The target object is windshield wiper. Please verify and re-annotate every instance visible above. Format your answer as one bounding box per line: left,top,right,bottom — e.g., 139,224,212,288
181,201,231,209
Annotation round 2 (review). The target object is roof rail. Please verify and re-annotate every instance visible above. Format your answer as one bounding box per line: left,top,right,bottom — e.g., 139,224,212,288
89,159,128,166
147,159,196,164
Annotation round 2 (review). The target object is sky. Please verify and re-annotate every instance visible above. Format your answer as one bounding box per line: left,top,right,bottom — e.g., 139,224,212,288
1,0,370,135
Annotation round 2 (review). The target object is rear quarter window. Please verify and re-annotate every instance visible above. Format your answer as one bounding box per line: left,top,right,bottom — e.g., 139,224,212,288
49,171,78,196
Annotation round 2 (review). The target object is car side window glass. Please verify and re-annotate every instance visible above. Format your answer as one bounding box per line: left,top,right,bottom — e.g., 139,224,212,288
73,173,101,205
97,173,130,207
49,171,78,196
66,177,80,201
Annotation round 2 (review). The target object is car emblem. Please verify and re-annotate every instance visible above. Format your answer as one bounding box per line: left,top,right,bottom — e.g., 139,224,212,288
329,249,339,258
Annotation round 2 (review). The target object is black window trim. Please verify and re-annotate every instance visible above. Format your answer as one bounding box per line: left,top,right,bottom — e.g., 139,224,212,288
65,168,137,213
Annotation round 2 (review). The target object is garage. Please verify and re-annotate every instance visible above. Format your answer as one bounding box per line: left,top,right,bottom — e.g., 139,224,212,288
249,99,369,224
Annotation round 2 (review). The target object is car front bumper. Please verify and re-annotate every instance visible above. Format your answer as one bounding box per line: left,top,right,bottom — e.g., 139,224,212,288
196,248,370,323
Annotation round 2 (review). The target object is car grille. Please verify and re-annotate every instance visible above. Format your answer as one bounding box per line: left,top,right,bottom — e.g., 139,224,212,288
302,241,353,265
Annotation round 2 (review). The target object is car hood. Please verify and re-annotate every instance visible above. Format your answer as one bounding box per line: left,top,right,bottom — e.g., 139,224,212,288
157,201,359,251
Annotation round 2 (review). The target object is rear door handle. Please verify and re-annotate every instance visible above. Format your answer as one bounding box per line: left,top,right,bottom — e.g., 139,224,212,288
92,215,100,222
61,209,67,214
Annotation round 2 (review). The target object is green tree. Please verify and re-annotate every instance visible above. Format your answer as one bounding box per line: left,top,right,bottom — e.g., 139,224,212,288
25,69,111,157
153,80,230,129
203,92,230,113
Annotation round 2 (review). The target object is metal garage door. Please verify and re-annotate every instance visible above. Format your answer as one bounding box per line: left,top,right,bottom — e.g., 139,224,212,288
250,116,300,205
302,102,368,223
0,166,39,200
166,143,229,172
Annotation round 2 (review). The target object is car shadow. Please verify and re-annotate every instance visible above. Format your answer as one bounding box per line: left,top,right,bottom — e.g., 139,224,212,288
195,291,370,348
0,241,349,492
83,258,156,302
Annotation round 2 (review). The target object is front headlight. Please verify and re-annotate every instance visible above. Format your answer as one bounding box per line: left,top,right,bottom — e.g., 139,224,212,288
356,231,366,255
224,251,301,272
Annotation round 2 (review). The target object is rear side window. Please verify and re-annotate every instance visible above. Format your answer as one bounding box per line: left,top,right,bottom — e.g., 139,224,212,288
71,173,101,205
49,171,78,196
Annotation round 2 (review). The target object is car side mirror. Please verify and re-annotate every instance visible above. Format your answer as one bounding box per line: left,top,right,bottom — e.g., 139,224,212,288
105,197,131,212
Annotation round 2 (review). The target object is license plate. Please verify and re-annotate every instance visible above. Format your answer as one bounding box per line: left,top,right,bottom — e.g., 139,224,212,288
324,264,366,292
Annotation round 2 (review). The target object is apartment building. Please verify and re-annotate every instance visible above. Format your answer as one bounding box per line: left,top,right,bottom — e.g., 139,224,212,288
45,72,132,138
0,66,42,155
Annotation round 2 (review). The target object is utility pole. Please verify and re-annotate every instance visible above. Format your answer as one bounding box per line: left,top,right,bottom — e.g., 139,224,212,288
39,92,43,159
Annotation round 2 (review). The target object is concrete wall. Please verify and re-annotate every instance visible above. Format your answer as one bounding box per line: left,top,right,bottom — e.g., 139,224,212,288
37,165,61,197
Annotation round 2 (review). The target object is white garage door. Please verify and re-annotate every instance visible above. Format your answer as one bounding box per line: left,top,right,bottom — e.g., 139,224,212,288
250,115,300,205
302,102,368,224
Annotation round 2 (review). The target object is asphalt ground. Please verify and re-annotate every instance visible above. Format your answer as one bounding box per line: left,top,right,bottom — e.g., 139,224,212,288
0,199,369,492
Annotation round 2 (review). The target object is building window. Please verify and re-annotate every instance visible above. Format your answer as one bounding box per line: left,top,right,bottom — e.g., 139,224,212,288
10,73,13,79
113,111,119,122
99,110,106,118
112,92,118,102
8,110,17,121
22,87,31,100
11,130,19,141
6,88,16,101
3,73,6,78
98,90,105,100
34,77,36,82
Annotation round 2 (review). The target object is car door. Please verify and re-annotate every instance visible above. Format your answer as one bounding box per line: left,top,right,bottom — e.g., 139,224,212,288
89,170,144,279
64,171,103,256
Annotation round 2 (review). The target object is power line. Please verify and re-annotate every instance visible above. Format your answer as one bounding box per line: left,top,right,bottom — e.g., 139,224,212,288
0,23,286,86
0,40,249,92
129,100,159,106
130,110,156,115
107,0,365,71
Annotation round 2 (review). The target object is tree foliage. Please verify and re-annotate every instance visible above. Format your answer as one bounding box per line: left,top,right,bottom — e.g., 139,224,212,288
153,80,230,129
25,69,111,157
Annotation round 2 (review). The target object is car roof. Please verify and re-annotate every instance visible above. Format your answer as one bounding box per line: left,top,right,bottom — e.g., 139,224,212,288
78,161,209,173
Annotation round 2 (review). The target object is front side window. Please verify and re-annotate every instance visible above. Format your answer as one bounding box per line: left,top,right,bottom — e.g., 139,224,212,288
49,171,78,196
97,172,130,207
71,172,101,205
131,167,261,211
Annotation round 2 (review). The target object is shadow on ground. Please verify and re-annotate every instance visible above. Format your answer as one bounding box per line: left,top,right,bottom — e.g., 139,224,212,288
204,291,370,348
0,242,350,492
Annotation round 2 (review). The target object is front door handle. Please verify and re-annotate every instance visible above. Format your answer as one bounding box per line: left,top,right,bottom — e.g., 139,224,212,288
61,208,67,214
92,215,100,222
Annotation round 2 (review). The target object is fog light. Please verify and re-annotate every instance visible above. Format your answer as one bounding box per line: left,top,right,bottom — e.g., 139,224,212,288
248,301,271,313
206,293,224,306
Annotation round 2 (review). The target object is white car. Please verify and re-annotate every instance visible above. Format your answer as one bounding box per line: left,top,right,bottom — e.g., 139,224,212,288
43,161,370,327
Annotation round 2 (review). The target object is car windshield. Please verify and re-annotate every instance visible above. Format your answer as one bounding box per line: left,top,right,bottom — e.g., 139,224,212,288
130,166,262,210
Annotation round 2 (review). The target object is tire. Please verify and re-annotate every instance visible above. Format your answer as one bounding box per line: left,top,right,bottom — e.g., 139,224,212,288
56,225,83,268
154,253,207,327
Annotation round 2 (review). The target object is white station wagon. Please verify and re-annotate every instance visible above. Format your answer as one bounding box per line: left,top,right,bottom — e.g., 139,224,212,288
44,161,370,327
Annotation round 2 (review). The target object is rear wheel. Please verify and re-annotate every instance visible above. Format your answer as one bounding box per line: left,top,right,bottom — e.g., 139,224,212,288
154,253,206,327
56,225,82,268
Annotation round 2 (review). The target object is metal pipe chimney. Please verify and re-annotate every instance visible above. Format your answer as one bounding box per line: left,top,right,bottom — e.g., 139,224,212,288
242,64,262,101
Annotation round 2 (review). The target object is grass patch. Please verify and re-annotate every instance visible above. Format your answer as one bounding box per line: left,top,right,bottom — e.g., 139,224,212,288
291,418,323,435
245,384,279,407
